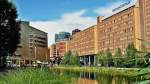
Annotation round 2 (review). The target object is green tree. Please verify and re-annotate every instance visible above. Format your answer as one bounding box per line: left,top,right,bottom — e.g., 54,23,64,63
70,52,80,66
124,43,138,67
0,0,20,68
96,51,105,66
61,51,72,65
61,51,80,66
114,48,122,67
106,49,113,67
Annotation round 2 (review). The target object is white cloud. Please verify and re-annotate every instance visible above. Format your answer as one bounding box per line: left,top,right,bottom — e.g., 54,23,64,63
30,10,96,45
94,0,137,18
94,1,122,17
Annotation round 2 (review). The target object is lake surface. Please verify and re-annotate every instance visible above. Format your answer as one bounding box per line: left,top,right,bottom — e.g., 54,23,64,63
55,70,138,84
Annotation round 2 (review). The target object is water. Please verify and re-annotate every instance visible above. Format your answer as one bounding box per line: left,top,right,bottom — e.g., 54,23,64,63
54,70,137,84
73,72,135,84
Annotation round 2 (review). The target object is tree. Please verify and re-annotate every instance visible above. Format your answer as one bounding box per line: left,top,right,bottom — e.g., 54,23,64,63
61,51,72,65
114,48,122,67
105,49,113,67
70,52,80,66
61,51,80,66
96,51,105,66
0,0,20,68
124,43,138,67
126,43,137,58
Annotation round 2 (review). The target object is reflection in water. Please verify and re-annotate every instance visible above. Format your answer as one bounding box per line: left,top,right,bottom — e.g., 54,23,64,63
76,78,98,84
77,72,134,84
80,72,96,79
54,69,136,84
76,72,98,84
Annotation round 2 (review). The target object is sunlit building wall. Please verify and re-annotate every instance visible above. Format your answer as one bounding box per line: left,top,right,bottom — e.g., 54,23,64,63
139,0,150,50
68,25,98,65
16,21,48,64
97,2,142,54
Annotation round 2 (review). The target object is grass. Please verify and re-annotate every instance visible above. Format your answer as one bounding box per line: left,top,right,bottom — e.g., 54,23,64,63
0,68,73,84
53,66,140,77
0,67,147,84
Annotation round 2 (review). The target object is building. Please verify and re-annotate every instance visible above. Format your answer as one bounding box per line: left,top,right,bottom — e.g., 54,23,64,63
67,0,147,66
55,32,71,42
56,41,68,58
50,44,58,60
72,29,81,35
97,1,142,54
68,25,98,65
15,21,48,65
139,0,150,50
50,41,68,60
50,32,71,60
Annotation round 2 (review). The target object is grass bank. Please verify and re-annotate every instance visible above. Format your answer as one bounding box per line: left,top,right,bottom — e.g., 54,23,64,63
53,66,140,77
0,68,73,84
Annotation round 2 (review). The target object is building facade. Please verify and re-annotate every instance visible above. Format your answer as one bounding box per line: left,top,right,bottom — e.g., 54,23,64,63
16,21,48,65
49,44,57,60
68,25,98,65
56,41,68,58
97,2,142,54
139,0,150,50
55,32,71,42
50,41,68,60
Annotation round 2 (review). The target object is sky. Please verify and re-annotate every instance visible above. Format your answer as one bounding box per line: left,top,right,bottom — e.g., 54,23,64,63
12,0,137,45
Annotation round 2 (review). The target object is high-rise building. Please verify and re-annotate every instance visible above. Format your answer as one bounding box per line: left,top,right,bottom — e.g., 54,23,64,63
15,21,48,65
55,32,71,42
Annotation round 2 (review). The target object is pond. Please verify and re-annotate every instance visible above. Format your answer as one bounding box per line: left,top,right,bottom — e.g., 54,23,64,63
54,70,138,84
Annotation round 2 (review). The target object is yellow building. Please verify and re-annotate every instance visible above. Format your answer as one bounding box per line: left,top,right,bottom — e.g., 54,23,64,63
53,0,150,65
139,0,150,50
68,25,98,65
97,2,142,54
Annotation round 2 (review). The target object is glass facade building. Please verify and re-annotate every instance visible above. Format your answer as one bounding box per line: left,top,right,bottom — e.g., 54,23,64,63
55,32,71,42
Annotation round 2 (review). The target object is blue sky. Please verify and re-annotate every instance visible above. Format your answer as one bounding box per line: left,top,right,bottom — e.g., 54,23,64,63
13,0,136,45
14,0,123,21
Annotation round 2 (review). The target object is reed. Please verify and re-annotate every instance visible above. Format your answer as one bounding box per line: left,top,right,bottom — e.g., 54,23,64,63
0,68,72,84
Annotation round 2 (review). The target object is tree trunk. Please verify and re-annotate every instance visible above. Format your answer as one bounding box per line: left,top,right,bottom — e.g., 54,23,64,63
2,56,6,68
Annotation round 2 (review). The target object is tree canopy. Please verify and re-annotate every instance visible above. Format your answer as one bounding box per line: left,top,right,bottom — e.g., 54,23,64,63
0,0,20,67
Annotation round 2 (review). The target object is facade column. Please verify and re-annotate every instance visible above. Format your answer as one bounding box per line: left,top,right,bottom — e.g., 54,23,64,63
24,59,26,65
80,56,82,61
88,56,91,66
94,56,96,66
88,72,90,79
84,56,86,65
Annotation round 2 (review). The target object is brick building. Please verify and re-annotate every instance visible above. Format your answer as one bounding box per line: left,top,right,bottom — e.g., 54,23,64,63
97,2,142,54
68,25,98,65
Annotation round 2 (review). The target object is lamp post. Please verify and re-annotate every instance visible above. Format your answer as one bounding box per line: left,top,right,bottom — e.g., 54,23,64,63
33,34,37,63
